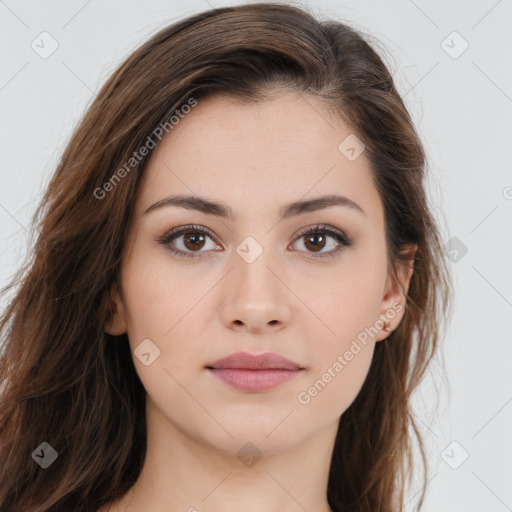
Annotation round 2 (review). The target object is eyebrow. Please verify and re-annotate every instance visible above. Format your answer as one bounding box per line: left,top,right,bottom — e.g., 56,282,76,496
143,193,365,219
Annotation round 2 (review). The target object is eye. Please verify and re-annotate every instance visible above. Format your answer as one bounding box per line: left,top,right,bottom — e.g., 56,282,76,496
156,224,221,259
290,224,352,259
156,223,352,260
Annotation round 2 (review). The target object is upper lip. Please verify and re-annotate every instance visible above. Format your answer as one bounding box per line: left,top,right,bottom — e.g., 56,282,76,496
206,351,303,370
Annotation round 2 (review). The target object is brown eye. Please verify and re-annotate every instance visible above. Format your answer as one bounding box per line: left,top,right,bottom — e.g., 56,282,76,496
182,232,207,251
157,223,352,260
303,232,327,252
157,225,220,259
292,224,352,259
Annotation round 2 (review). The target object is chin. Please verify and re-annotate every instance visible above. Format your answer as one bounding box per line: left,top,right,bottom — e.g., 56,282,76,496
198,418,308,455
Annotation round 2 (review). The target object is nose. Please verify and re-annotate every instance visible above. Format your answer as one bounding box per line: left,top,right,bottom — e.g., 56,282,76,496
219,246,292,334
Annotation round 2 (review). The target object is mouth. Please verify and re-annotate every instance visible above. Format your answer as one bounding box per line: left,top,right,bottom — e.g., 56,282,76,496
205,351,305,392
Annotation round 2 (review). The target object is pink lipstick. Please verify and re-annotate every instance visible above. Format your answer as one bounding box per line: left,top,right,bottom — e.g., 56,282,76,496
205,351,304,392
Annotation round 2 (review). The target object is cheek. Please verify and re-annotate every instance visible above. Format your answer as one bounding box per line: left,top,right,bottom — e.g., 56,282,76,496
296,339,375,423
119,253,212,408
120,249,212,343
294,265,385,415
296,251,386,402
302,256,387,343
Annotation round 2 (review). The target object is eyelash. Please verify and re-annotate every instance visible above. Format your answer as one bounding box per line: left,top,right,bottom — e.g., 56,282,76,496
156,223,352,260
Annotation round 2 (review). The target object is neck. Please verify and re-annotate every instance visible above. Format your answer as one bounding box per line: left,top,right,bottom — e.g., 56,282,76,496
111,398,339,512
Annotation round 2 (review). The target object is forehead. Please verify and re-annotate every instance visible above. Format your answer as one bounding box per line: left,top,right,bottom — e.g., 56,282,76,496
134,92,383,223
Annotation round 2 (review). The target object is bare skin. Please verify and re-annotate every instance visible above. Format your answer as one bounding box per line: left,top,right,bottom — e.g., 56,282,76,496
100,91,415,512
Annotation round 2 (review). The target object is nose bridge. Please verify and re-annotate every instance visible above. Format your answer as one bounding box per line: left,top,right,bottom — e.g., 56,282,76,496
233,231,282,299
219,230,292,331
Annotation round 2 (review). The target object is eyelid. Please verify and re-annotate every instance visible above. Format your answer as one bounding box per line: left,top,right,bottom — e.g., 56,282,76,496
294,223,351,245
157,224,219,244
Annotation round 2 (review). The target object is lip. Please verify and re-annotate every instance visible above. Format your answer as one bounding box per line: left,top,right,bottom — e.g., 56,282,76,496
206,351,303,371
205,351,305,392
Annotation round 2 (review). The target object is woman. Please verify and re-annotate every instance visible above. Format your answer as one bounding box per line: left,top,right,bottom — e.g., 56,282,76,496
0,3,452,511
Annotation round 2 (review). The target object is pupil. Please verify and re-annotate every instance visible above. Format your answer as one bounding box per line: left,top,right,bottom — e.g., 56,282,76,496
184,233,205,250
306,234,325,251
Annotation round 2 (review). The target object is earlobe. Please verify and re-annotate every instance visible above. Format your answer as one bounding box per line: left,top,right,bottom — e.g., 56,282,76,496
104,282,127,336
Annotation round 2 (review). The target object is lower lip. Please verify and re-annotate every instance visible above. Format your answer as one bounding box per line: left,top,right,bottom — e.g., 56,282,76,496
207,368,303,392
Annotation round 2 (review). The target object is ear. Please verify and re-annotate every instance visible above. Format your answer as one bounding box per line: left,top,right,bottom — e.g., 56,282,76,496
104,281,127,336
375,244,417,342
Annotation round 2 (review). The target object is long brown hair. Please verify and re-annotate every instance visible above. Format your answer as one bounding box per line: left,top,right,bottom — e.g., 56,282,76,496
0,3,452,511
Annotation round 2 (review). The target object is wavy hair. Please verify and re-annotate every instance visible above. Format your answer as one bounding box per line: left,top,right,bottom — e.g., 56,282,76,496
0,3,452,511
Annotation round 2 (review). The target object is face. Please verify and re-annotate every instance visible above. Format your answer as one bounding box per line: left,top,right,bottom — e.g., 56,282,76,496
106,91,413,455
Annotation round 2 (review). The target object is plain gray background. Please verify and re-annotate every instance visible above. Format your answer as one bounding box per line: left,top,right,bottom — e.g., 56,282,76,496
1,1,511,511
